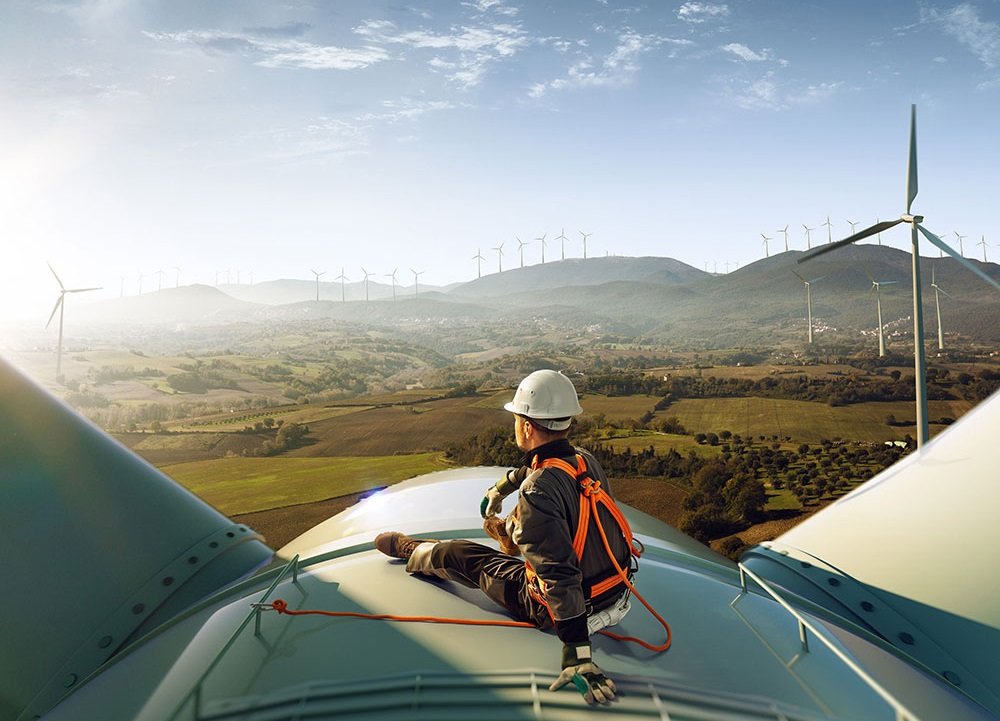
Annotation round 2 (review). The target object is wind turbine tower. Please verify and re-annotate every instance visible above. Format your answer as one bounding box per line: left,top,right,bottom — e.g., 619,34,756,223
760,233,772,258
799,105,1000,445
335,268,349,302
792,271,823,344
930,266,950,350
802,224,814,249
492,243,504,273
516,236,527,268
535,233,547,263
411,269,424,297
556,228,568,260
954,231,966,257
361,267,373,302
978,235,988,262
846,219,859,236
156,269,164,291
385,268,398,301
869,277,897,357
472,249,485,279
311,269,326,301
778,224,789,252
579,230,592,259
45,263,101,378
823,216,833,244
172,267,181,288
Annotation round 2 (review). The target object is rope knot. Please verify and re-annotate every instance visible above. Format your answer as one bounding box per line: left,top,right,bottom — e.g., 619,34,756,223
579,476,601,497
271,599,289,614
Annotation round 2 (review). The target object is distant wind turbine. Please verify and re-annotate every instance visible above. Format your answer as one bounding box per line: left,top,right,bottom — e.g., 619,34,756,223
535,233,548,263
411,268,424,297
171,267,181,288
156,269,164,291
846,219,859,236
868,275,897,358
579,230,592,259
311,269,326,301
791,271,824,344
119,276,126,298
385,268,398,301
248,270,254,286
138,273,144,295
472,249,485,279
875,217,883,246
492,242,504,273
214,271,221,288
954,231,967,257
361,267,373,301
978,235,988,262
335,268,349,302
778,224,789,252
516,236,528,268
802,224,815,249
236,270,241,286
761,233,772,258
930,265,951,350
45,263,101,378
556,228,568,260
823,216,833,244
799,105,1000,446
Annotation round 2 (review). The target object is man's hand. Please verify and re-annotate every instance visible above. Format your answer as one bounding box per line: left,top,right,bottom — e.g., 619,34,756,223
549,644,617,705
480,485,504,518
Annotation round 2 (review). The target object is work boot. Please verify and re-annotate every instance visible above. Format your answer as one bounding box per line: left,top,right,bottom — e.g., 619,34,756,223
374,531,435,560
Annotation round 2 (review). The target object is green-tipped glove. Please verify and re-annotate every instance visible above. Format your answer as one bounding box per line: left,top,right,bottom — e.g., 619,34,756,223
548,644,617,705
479,466,528,518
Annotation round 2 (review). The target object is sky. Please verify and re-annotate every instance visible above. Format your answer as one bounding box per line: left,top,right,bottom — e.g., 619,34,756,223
2,0,1000,324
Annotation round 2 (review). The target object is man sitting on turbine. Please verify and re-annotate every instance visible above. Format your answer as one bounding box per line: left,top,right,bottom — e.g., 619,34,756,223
375,369,636,706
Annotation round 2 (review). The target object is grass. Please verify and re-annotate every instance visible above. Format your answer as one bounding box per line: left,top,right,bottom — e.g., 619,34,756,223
578,394,660,422
599,431,722,458
662,397,973,443
161,453,450,515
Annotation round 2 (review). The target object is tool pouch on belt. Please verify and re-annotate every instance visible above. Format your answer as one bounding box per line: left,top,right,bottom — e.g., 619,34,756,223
483,515,521,556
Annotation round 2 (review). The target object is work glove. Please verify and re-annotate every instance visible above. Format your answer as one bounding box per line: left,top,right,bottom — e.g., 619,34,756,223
479,466,528,518
480,485,505,518
549,644,617,705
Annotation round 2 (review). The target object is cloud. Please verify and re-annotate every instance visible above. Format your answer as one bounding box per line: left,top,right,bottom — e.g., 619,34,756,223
719,73,844,110
242,22,312,39
463,0,519,17
263,117,370,163
677,2,730,24
530,30,692,96
721,43,772,62
361,97,458,123
353,18,528,89
143,30,389,71
923,3,1000,68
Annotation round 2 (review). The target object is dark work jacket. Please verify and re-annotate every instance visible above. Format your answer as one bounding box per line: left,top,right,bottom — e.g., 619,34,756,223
507,439,633,645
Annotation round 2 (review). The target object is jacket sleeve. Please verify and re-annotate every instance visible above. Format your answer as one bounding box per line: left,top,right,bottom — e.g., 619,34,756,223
511,471,589,644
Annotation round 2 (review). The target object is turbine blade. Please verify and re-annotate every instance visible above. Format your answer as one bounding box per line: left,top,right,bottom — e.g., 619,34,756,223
936,284,953,298
918,224,1000,292
798,218,905,263
46,262,65,291
46,296,63,328
791,270,806,283
67,286,102,293
906,104,918,213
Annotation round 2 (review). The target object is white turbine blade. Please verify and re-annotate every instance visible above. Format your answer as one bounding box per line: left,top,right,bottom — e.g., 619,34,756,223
791,270,807,283
67,286,102,293
809,275,826,284
934,283,953,299
918,224,1000,292
906,104,918,213
46,262,65,291
46,295,63,328
798,218,905,263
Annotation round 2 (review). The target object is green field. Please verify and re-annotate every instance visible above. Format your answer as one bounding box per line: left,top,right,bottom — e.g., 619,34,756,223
601,431,722,458
161,453,450,515
578,394,660,422
663,397,972,443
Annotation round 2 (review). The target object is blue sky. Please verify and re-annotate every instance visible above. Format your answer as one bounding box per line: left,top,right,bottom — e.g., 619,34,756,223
2,0,1000,323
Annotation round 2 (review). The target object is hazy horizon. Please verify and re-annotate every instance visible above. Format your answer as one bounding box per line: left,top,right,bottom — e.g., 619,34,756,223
4,1,1000,324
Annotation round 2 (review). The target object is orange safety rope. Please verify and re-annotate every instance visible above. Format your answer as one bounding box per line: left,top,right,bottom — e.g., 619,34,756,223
267,598,534,628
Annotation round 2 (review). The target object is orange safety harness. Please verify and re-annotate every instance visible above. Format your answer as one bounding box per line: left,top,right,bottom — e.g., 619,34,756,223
266,456,672,654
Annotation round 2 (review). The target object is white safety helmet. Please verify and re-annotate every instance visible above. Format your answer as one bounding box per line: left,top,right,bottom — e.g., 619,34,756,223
503,369,583,431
